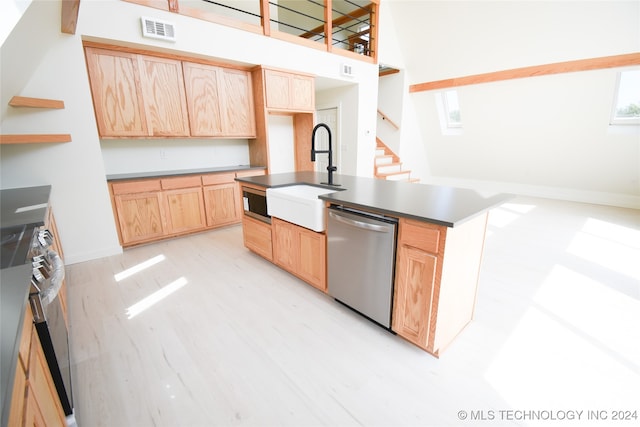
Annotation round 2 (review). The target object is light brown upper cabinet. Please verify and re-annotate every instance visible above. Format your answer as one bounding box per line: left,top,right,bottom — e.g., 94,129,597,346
85,45,256,138
183,63,256,138
263,69,315,112
220,68,256,136
86,47,190,137
85,47,149,137
137,55,190,137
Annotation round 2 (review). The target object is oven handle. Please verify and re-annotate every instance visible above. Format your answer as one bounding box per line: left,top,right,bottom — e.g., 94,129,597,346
39,249,65,306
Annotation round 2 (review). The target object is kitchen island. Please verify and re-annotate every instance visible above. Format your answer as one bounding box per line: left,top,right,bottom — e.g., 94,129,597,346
236,172,512,357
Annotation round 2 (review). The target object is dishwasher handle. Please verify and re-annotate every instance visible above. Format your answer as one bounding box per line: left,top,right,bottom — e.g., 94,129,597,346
329,210,393,233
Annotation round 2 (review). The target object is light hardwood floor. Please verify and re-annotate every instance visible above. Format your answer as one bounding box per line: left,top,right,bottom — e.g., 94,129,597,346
66,197,640,426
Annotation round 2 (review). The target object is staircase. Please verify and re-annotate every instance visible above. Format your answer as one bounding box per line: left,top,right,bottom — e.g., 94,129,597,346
374,138,419,183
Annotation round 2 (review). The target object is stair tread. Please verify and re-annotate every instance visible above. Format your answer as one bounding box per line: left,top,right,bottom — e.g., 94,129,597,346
377,169,411,177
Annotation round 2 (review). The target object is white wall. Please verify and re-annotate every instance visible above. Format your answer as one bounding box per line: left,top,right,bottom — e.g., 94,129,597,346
101,139,250,175
0,0,32,45
0,0,379,264
376,70,404,154
382,0,640,208
0,1,122,263
267,115,295,174
316,84,363,176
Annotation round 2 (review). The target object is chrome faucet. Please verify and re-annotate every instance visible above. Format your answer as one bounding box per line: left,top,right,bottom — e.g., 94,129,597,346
311,123,340,186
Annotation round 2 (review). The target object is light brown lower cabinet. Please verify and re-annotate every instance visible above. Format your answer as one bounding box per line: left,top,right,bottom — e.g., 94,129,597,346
109,170,264,247
272,217,326,292
392,214,488,357
242,215,273,261
163,187,206,234
113,190,166,245
202,172,241,227
8,305,66,427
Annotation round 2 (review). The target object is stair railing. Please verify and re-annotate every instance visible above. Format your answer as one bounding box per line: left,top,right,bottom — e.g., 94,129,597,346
377,109,400,130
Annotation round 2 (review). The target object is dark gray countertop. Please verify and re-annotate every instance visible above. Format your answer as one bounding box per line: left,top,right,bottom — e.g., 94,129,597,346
0,185,52,426
0,185,51,229
106,165,265,181
236,172,513,227
1,263,32,427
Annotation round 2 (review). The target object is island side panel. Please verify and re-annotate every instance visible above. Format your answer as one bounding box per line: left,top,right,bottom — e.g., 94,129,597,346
431,212,489,355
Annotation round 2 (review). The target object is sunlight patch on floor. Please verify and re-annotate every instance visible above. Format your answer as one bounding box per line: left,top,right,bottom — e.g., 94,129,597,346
488,203,537,228
534,264,640,362
114,254,166,282
126,276,187,319
484,301,639,410
566,221,640,281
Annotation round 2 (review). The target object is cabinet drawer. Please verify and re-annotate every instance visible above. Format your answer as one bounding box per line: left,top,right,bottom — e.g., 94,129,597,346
235,169,266,178
399,218,443,254
202,172,236,186
242,216,272,261
111,179,161,195
161,175,201,190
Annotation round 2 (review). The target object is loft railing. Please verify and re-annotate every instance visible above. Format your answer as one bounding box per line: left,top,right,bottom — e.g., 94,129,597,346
125,0,379,62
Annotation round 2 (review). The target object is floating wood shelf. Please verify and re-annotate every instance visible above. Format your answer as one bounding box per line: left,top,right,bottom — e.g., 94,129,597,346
9,96,65,109
0,134,72,144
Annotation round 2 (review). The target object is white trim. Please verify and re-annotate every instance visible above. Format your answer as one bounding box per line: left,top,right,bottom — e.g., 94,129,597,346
64,245,123,265
423,176,640,210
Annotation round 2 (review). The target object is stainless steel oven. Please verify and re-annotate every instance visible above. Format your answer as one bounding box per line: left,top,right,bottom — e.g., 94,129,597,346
242,186,270,223
28,228,74,417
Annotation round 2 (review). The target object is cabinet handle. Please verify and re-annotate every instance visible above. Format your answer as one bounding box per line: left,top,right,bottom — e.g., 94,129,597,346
329,211,391,233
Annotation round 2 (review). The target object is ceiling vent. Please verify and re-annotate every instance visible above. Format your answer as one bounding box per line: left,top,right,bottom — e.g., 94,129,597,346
341,63,355,78
141,17,176,42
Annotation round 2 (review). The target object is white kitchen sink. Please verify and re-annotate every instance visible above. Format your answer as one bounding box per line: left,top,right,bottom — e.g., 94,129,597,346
267,185,338,232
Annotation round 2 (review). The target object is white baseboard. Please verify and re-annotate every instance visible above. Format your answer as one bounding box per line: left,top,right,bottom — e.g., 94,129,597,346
423,177,640,210
64,245,123,265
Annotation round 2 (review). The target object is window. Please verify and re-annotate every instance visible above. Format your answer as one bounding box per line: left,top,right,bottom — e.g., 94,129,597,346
611,69,640,125
442,90,462,128
436,90,463,134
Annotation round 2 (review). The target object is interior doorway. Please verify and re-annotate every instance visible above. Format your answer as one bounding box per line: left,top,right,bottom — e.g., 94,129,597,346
314,107,340,174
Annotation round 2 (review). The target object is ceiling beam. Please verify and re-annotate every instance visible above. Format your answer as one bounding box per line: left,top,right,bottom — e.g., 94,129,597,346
61,0,81,34
409,52,640,93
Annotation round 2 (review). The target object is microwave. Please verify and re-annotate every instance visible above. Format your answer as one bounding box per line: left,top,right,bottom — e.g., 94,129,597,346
242,187,270,223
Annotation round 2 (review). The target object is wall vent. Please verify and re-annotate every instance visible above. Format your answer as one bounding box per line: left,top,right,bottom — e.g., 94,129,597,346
341,63,355,77
141,17,176,42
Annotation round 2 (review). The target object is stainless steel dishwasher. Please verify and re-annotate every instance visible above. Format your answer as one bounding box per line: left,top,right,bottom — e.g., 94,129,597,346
327,206,398,329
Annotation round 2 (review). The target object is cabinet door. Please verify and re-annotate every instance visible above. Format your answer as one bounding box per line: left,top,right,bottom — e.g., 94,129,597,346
27,330,66,427
137,55,190,136
290,74,315,111
297,227,326,291
272,218,297,272
114,192,165,245
220,68,256,137
264,69,291,110
164,187,206,234
242,216,272,261
203,183,241,227
85,47,148,137
392,245,438,349
7,364,27,427
183,62,224,136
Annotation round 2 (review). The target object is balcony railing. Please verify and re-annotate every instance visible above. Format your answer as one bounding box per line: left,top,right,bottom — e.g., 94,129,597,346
125,0,379,62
